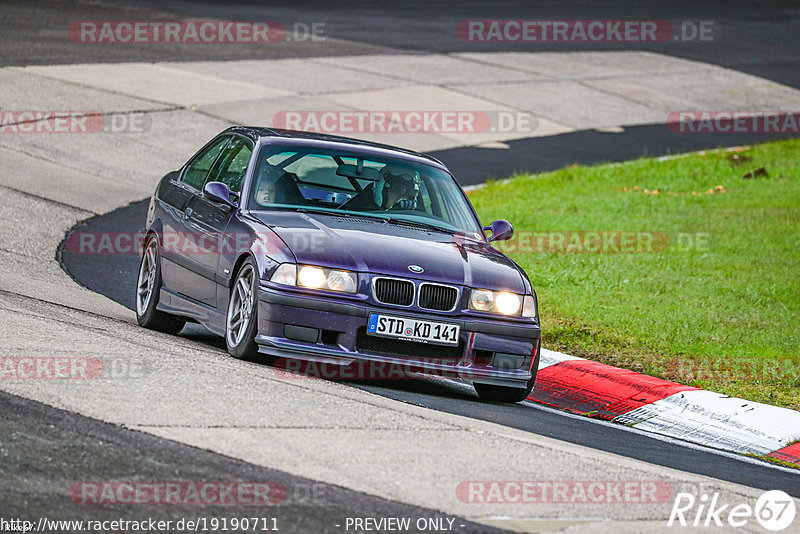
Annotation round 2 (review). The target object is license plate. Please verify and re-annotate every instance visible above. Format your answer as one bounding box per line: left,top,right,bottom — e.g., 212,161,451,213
367,313,460,346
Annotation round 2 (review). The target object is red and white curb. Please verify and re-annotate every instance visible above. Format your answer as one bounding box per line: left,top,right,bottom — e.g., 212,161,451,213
529,349,800,464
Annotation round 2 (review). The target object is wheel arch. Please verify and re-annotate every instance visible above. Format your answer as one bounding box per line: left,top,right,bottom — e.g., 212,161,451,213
143,219,164,249
230,253,255,291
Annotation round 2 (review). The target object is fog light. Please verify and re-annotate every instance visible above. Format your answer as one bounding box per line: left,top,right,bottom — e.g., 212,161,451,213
284,325,319,343
492,352,527,370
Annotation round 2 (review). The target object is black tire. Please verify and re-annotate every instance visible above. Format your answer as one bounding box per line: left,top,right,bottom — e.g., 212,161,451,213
225,258,261,361
474,343,540,403
135,236,186,334
474,377,535,403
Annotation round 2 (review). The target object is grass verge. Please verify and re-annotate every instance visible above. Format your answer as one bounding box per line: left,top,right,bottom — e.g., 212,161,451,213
468,139,800,410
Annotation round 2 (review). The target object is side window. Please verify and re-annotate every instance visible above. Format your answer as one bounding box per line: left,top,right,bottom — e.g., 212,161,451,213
182,136,230,190
425,178,450,221
207,137,254,194
415,177,431,214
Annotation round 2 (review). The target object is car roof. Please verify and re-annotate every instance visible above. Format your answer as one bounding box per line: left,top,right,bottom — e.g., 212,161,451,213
224,126,449,171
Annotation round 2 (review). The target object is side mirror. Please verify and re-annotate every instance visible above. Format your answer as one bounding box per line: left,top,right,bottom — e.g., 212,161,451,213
203,181,238,208
484,219,514,242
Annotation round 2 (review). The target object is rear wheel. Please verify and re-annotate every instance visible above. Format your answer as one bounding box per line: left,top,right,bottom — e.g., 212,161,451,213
135,236,186,334
225,259,260,361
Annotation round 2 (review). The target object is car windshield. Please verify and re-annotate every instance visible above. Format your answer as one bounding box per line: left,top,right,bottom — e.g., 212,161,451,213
246,145,483,236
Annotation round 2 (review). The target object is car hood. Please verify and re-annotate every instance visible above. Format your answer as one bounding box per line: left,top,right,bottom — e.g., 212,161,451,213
251,211,526,292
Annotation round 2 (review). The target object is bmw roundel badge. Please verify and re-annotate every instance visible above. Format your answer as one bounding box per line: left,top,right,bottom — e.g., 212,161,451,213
408,265,424,273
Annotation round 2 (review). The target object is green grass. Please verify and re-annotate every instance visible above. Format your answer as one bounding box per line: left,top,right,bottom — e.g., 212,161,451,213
760,455,800,469
468,139,800,410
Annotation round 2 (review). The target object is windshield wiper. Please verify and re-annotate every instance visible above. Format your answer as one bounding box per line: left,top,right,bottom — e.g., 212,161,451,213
385,217,453,234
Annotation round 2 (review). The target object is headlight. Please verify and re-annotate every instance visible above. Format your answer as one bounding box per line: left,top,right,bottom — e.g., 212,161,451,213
469,289,536,317
270,263,357,294
469,289,495,311
298,265,326,288
325,269,358,293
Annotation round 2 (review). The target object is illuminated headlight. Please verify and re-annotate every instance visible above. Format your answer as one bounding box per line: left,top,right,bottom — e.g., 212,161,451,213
469,289,536,317
270,263,357,294
298,265,326,288
495,292,521,315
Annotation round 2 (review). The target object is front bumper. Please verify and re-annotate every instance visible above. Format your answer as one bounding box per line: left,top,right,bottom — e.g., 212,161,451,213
255,285,541,389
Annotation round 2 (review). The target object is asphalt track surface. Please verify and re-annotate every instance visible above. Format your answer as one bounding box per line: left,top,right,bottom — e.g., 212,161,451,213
7,0,800,184
6,0,800,529
58,201,800,499
0,391,505,533
10,0,800,92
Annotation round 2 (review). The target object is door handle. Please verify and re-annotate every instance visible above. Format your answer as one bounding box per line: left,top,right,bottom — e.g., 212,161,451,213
183,207,193,220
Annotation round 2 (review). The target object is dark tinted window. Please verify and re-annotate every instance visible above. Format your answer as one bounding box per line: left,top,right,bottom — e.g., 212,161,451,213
183,136,229,190
208,137,253,194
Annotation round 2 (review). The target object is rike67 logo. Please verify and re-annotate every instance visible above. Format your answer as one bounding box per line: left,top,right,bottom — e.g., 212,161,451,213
669,490,796,531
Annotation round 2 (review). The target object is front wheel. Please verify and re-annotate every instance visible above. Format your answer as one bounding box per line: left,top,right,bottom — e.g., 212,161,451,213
474,376,535,403
135,236,186,334
225,259,260,361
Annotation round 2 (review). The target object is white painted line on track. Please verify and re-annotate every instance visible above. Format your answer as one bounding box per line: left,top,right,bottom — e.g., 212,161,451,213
617,390,800,455
423,375,800,474
538,348,584,370
519,400,800,476
533,348,800,460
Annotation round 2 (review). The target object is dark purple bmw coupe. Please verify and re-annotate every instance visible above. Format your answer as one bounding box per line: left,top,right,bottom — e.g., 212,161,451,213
136,127,541,402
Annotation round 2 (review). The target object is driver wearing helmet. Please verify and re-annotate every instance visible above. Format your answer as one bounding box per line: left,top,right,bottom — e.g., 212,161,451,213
344,163,420,211
253,163,306,206
254,163,283,205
